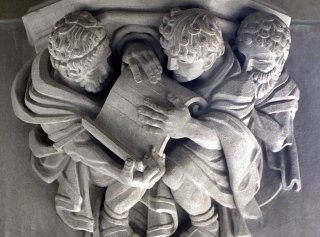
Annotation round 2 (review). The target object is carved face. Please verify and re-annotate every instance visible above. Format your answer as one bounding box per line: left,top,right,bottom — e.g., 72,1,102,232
238,42,280,73
165,50,214,83
86,58,110,81
82,59,110,92
238,42,285,98
57,44,111,93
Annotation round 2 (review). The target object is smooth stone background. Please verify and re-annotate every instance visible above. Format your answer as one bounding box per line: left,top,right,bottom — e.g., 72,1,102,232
0,0,43,19
0,20,319,237
1,0,320,21
0,21,82,237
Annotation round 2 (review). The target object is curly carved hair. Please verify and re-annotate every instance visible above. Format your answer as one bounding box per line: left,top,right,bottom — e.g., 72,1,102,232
237,12,291,57
159,8,225,63
48,11,110,80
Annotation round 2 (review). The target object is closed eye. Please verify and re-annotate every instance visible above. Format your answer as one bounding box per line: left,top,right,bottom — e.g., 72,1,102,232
253,60,274,67
257,59,274,63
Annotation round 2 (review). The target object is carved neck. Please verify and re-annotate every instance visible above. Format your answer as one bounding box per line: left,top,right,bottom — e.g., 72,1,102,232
200,56,225,81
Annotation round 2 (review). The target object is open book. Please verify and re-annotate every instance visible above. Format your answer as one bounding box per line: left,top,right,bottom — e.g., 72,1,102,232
82,67,207,162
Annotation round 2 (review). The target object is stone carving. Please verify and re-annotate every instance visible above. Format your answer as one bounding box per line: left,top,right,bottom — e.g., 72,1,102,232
48,11,111,93
236,12,301,206
11,4,300,237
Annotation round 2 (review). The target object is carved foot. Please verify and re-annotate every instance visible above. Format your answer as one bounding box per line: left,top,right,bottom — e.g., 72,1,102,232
181,205,219,237
180,225,219,237
100,206,140,237
100,225,139,237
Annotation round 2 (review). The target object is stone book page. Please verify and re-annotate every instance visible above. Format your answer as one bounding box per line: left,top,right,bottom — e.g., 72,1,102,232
83,67,207,161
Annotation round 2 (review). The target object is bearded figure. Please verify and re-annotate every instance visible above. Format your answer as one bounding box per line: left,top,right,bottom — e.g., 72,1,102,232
236,12,301,206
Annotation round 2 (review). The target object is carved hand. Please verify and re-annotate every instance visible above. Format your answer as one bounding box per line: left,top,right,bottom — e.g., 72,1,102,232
122,42,163,84
119,147,165,189
138,94,221,149
137,94,192,139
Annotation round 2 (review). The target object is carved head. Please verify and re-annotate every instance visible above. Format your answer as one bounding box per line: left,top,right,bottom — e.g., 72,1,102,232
236,12,291,99
159,8,225,82
48,11,111,93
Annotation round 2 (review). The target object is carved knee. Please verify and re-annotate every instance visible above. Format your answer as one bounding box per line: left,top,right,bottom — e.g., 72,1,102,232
105,199,129,215
105,185,146,214
162,160,185,191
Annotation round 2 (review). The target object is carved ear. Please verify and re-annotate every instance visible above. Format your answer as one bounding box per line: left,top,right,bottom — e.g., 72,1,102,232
203,52,216,71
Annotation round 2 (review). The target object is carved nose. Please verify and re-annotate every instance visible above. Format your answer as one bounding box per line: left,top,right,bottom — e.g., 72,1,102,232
167,57,178,70
243,59,253,72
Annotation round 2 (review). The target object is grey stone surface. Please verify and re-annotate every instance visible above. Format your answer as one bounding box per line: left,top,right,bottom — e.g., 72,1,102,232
21,0,291,53
0,21,82,237
263,0,320,21
14,7,300,236
1,10,319,237
0,0,44,19
1,0,319,21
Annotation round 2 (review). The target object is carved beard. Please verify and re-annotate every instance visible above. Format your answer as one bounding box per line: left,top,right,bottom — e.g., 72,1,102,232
80,73,106,93
78,64,110,93
249,66,283,99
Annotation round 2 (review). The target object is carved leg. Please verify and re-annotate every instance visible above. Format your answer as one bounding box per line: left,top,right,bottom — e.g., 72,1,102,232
181,205,219,237
162,159,219,237
100,182,146,237
172,180,219,237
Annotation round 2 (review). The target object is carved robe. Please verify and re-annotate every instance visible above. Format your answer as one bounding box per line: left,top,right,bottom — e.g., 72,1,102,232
11,51,116,233
218,68,301,237
11,48,179,237
166,44,263,220
252,69,301,205
111,22,263,234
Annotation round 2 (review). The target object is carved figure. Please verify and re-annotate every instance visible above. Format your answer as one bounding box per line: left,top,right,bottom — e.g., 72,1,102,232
11,11,165,236
236,12,301,204
138,8,263,237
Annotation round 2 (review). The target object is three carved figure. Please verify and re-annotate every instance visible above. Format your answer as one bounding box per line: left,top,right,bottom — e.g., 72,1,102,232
11,8,301,237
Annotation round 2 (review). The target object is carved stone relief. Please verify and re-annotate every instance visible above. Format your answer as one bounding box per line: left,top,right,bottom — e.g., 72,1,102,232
11,2,301,237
